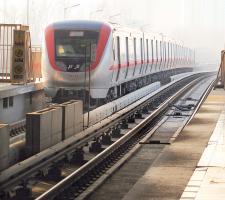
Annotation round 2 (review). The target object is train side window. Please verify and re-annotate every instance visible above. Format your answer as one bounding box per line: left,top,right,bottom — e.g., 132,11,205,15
3,98,8,109
140,38,143,73
148,39,152,63
125,37,129,78
164,42,167,63
117,36,121,65
146,39,149,63
181,46,182,60
164,42,166,62
9,96,14,107
126,37,129,65
115,36,121,81
151,40,154,63
179,46,181,60
175,44,178,62
168,43,170,63
134,38,137,64
173,44,174,60
178,45,180,61
133,37,137,75
140,38,143,63
160,41,162,62
158,40,161,62
112,38,115,60
156,40,158,63
183,47,184,60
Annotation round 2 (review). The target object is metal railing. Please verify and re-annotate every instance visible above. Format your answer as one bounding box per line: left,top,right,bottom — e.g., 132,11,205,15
0,24,42,83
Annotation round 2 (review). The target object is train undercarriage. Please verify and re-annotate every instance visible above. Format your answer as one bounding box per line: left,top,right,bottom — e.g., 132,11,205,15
52,67,192,108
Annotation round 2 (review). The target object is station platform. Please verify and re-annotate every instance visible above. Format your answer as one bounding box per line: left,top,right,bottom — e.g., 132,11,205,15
122,89,225,200
0,81,45,124
0,81,43,99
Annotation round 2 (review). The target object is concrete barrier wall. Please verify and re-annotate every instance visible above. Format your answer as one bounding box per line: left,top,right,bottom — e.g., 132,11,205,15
71,100,83,134
0,124,9,171
26,107,62,155
55,100,83,140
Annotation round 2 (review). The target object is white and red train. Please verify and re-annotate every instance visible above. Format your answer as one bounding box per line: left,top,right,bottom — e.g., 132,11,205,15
42,20,195,102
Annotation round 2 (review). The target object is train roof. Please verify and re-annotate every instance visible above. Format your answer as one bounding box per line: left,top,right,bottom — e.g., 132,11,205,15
50,20,111,31
48,20,186,48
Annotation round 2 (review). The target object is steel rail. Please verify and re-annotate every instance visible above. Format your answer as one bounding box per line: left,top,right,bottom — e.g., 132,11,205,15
186,78,216,125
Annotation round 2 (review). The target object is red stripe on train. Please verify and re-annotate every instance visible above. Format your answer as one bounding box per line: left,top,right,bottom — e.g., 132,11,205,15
90,24,111,71
45,25,61,71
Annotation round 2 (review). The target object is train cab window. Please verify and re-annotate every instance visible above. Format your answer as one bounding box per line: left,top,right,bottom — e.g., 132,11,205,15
55,30,99,72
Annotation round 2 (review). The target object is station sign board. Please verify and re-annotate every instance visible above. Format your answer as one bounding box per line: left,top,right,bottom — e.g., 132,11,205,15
11,30,27,84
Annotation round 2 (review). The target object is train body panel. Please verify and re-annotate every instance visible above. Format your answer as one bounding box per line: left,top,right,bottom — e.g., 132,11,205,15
84,82,161,126
42,20,195,100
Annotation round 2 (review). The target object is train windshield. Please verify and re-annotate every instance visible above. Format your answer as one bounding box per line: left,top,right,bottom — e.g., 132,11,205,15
55,30,99,72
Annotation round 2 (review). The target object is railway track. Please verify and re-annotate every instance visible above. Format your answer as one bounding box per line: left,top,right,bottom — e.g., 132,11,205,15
86,75,216,200
0,72,215,200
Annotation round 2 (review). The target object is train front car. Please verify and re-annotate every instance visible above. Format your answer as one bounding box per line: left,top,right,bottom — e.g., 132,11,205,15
42,20,113,101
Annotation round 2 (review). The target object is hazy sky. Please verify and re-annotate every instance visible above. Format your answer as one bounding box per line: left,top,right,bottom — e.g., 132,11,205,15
0,0,224,66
